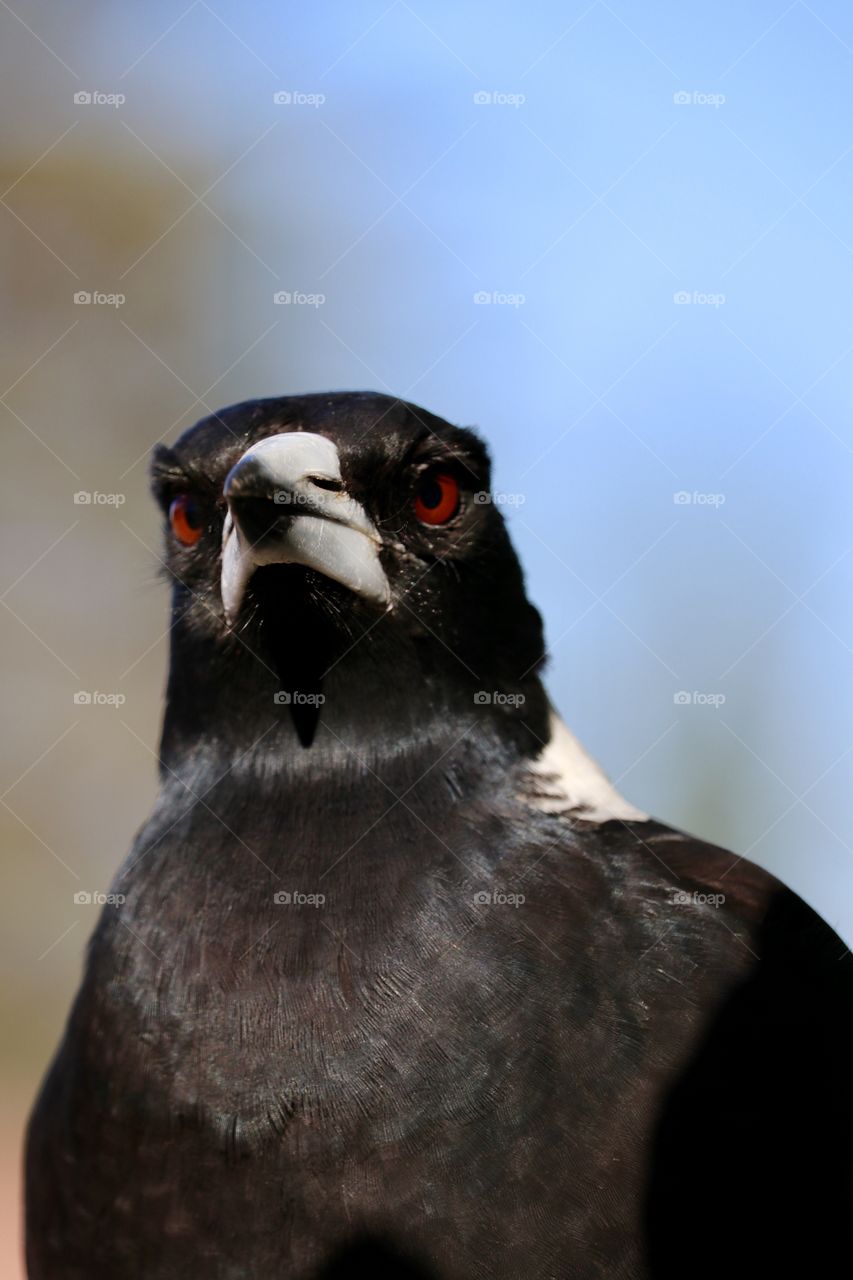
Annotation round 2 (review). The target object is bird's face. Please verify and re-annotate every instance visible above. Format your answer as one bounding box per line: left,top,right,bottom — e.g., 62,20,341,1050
151,393,546,753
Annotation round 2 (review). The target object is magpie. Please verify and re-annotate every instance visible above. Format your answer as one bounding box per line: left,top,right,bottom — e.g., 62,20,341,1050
26,392,853,1279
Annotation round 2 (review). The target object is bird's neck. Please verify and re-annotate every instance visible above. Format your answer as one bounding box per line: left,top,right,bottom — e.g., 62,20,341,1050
158,619,550,798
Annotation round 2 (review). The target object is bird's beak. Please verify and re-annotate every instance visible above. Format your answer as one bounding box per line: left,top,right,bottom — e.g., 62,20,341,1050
221,432,390,622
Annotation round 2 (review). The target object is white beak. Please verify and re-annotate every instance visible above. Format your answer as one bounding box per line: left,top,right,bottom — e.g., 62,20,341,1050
220,432,390,622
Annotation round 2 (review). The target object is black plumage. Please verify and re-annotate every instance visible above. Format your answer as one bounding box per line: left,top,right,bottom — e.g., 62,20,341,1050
26,392,853,1278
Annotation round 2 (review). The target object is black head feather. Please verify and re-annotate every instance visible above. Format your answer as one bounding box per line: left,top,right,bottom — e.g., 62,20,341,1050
150,392,549,768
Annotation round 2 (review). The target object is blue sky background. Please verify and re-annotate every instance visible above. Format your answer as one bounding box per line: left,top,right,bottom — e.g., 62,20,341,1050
94,0,853,928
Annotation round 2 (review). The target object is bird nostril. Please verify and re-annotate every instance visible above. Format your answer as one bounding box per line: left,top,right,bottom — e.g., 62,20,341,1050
306,475,344,492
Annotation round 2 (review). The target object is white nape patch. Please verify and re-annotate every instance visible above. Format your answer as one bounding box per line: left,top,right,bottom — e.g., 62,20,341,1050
522,706,648,824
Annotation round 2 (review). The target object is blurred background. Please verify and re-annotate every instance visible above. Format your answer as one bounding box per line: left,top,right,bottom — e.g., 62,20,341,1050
3,1,853,1272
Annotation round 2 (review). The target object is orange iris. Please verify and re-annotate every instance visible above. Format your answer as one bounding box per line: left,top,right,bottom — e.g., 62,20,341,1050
169,495,203,546
414,472,460,526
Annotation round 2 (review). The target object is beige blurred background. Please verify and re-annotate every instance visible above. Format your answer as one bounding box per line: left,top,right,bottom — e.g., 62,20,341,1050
1,12,299,1270
1,125,227,1280
5,3,853,1275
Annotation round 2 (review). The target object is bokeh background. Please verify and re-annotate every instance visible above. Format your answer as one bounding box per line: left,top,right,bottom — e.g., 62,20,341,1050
3,1,853,1272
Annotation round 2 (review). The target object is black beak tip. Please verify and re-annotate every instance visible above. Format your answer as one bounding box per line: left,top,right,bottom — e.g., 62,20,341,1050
224,456,268,501
225,459,299,544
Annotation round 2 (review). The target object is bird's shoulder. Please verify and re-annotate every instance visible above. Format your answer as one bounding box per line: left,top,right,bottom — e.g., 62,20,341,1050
597,816,777,926
569,814,850,990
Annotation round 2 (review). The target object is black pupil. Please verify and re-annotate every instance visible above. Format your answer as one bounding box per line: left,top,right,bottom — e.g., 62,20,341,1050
418,476,443,509
182,497,202,528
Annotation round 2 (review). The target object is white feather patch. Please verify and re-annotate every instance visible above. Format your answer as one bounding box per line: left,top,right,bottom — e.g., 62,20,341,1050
522,706,647,824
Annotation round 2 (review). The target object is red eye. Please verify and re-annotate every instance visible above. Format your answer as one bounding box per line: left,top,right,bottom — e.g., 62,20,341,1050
414,472,460,526
169,495,204,546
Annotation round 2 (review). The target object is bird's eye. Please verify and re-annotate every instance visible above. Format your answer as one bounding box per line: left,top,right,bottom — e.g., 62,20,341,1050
169,495,204,547
414,471,460,526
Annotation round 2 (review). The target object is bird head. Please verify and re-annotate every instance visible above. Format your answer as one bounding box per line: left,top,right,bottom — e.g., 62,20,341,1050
150,392,548,762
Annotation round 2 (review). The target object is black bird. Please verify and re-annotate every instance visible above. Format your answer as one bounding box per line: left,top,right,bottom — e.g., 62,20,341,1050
26,392,853,1279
